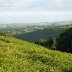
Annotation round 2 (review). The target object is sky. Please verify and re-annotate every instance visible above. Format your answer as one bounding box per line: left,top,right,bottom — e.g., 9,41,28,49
0,0,72,23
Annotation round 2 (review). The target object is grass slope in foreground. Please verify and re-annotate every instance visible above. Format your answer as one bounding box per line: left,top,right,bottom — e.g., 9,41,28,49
0,36,72,72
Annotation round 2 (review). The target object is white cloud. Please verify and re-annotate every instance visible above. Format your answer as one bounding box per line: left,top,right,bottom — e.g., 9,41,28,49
53,0,63,3
53,0,64,6
0,11,72,17
0,11,72,23
0,0,43,7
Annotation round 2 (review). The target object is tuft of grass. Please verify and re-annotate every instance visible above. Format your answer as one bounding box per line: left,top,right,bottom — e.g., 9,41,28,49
0,36,72,72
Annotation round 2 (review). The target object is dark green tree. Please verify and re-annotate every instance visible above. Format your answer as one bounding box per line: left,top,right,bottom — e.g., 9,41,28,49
56,27,72,53
35,38,57,49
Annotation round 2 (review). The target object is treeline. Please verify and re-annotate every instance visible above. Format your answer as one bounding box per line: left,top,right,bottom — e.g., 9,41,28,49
57,27,72,53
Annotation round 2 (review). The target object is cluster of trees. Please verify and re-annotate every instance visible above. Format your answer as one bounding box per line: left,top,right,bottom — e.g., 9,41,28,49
35,27,72,53
56,27,72,53
35,38,57,50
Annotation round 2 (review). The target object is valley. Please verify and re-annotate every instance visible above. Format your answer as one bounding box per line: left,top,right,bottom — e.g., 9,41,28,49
0,21,72,72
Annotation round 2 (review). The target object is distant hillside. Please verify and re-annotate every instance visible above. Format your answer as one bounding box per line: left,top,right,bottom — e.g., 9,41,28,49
14,27,67,42
0,34,72,72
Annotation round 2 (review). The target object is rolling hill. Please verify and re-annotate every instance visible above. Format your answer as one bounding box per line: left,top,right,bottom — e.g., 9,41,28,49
0,34,72,72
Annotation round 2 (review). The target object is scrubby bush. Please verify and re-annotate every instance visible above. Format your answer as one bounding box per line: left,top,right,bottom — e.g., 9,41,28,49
0,31,8,36
35,39,47,46
35,38,57,49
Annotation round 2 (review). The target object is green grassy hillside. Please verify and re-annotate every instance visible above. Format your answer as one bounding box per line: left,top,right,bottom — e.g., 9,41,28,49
0,35,72,72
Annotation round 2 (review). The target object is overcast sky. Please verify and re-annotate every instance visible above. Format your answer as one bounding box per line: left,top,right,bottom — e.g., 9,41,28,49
0,0,72,23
